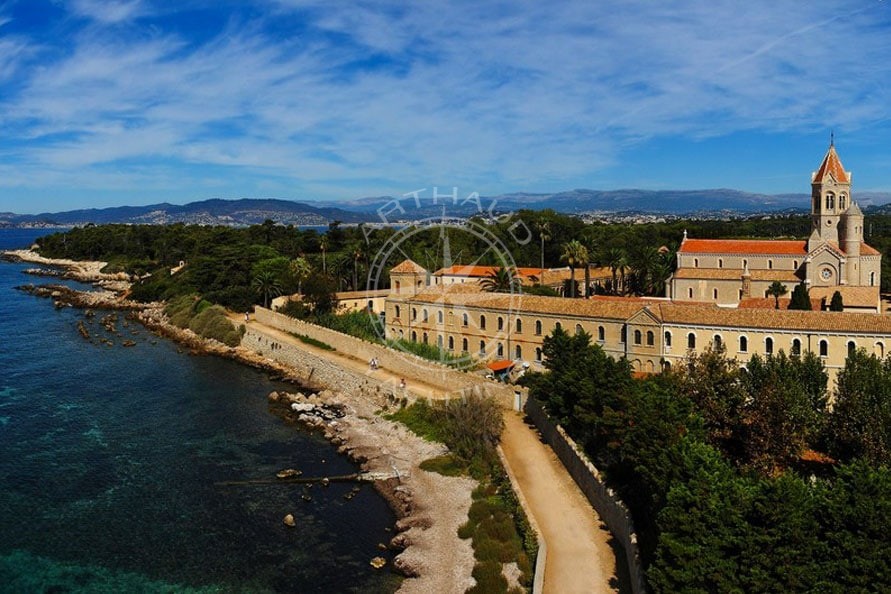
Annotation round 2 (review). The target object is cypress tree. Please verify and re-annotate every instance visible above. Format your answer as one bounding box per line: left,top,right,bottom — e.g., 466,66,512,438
789,283,812,310
829,291,844,311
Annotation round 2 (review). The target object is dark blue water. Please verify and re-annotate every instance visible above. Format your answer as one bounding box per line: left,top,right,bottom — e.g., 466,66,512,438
0,229,399,593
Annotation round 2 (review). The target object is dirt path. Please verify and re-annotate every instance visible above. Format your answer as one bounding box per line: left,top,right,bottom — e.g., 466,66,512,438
238,314,622,592
500,411,619,594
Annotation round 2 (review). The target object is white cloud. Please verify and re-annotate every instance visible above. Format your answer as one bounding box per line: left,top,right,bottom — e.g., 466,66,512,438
2,0,891,210
68,0,147,24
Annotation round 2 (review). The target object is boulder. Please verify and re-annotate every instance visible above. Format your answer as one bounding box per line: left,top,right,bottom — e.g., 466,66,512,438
267,391,280,402
283,513,296,527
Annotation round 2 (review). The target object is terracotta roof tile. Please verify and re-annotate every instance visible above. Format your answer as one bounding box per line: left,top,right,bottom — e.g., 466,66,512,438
813,145,849,183
672,268,800,282
390,259,427,274
807,286,880,309
655,303,891,333
680,239,807,255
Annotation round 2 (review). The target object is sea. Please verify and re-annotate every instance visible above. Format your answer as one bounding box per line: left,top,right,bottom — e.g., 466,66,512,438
0,229,399,593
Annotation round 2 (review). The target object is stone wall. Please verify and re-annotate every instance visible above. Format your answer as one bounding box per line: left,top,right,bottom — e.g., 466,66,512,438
252,307,524,408
524,397,647,594
242,329,395,402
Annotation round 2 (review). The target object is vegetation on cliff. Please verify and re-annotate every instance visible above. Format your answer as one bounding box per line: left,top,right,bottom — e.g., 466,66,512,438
165,295,245,347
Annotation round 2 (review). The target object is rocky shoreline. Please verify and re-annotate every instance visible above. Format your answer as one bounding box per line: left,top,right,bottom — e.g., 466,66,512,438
4,249,477,593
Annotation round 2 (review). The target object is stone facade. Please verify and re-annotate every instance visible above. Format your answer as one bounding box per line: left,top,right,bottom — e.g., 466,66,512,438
668,143,881,311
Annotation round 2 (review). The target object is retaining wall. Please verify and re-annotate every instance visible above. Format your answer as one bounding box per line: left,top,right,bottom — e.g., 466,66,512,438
524,397,647,594
252,307,524,408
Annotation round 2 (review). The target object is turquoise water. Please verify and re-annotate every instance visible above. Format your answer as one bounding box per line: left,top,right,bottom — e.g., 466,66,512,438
0,229,399,593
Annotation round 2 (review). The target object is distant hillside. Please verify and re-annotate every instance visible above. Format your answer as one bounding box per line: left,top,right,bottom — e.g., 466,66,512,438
1,198,365,227
4,190,891,227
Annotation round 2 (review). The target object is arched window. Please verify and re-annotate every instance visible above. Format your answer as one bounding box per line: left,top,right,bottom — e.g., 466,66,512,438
516,318,522,333
870,271,876,287
664,331,672,347
497,316,504,331
437,311,443,324
480,315,486,330
576,323,584,335
462,338,468,352
436,335,442,348
739,336,748,352
535,320,542,335
448,336,454,350
662,360,672,371
395,281,401,293
765,337,774,354
768,260,773,270
743,259,748,269
398,329,404,339
819,339,828,357
597,326,605,341
423,332,428,344
555,322,562,331
688,287,693,299
646,330,654,346
411,331,417,342
840,194,847,210
793,260,798,269
479,341,486,355
411,308,417,321
718,258,723,268
876,342,885,358
634,329,642,345
497,343,504,357
621,326,627,343
792,338,801,356
422,309,429,322
713,334,722,348
462,312,469,326
687,333,696,349
694,258,699,267
713,288,718,300
395,305,400,318
847,341,856,357
535,347,542,362
515,345,522,359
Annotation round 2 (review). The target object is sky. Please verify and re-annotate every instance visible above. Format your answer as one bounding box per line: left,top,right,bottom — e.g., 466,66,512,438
1,0,891,214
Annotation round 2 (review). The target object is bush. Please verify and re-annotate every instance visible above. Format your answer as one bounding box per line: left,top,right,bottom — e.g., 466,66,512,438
386,339,466,368
289,332,335,351
419,454,465,476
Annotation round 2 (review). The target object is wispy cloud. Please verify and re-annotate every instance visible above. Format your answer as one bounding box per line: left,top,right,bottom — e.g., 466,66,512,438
1,0,891,211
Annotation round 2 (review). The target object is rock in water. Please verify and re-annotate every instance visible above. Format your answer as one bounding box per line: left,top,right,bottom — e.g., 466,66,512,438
276,469,302,479
268,391,280,402
283,514,296,527
370,557,386,569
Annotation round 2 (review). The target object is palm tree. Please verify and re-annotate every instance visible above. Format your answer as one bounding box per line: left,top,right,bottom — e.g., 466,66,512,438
536,221,551,284
289,257,311,295
604,247,626,295
351,244,363,291
319,235,329,275
480,267,521,293
252,270,283,309
560,240,588,298
766,281,788,309
628,245,662,295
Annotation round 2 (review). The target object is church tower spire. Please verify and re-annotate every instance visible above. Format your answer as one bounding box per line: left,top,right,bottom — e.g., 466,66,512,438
811,141,851,243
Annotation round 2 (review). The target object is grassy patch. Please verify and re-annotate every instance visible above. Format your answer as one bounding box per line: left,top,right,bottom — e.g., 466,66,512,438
385,400,447,443
289,332,335,351
385,338,466,368
419,454,466,477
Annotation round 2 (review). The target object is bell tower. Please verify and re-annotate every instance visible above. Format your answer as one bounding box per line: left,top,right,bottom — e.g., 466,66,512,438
810,137,851,244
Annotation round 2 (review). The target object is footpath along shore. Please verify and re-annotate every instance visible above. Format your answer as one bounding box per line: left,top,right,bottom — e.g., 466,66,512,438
5,248,625,593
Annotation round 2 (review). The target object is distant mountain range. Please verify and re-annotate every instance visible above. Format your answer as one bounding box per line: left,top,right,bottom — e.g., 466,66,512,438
3,190,891,228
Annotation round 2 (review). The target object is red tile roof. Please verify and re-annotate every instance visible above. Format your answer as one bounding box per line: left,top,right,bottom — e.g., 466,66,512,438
813,145,849,183
680,239,808,255
434,265,544,279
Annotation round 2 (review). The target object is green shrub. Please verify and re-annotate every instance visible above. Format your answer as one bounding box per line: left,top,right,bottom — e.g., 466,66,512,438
457,521,475,540
385,339,465,368
467,561,508,594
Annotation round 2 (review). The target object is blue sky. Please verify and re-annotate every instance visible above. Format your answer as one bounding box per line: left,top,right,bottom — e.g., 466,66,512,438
2,0,891,214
